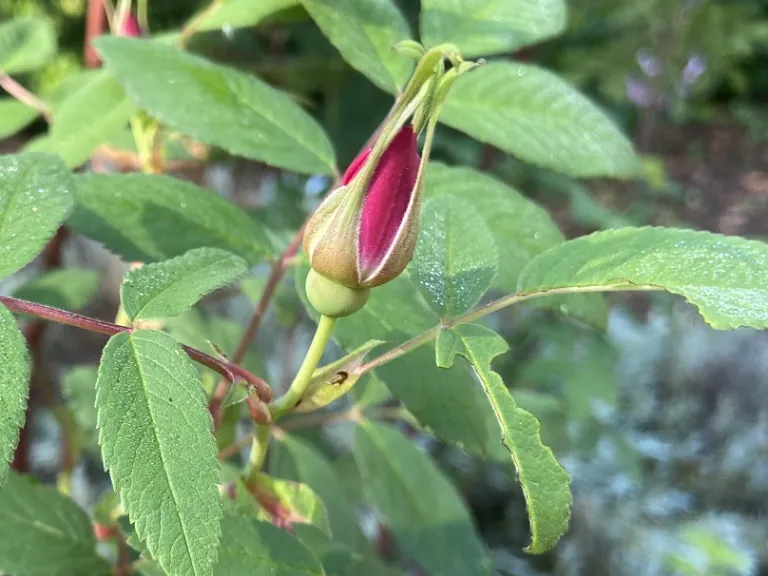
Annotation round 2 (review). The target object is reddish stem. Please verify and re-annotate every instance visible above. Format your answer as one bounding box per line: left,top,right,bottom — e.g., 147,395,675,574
209,226,304,425
0,295,271,402
84,0,107,68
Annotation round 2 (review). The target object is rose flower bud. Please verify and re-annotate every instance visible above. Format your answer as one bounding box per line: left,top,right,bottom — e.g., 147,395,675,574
302,43,480,318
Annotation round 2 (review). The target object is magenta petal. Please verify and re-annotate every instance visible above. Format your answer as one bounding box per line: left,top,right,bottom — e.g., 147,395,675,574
341,147,371,185
358,125,419,274
120,14,142,37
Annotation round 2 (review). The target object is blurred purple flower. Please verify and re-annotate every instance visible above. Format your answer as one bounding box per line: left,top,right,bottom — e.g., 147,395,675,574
637,50,662,78
626,77,656,108
683,54,707,85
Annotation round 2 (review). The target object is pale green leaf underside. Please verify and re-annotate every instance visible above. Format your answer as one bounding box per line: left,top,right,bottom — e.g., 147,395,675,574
411,195,498,319
26,70,134,168
0,152,74,280
271,433,369,551
296,262,491,455
96,330,222,576
121,247,248,321
353,420,493,576
421,0,567,57
0,304,29,488
300,0,413,93
215,514,325,575
438,324,572,553
440,62,640,178
517,226,768,330
62,365,99,450
0,472,111,575
296,339,385,413
0,17,56,74
424,162,607,329
95,36,336,175
196,0,298,32
14,269,100,311
252,473,332,535
70,172,271,264
0,99,39,140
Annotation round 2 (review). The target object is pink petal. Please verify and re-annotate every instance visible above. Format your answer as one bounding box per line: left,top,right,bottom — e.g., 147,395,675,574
341,147,371,185
358,125,419,274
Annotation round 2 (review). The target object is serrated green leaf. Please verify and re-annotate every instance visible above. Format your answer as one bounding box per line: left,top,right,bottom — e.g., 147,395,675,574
424,163,607,329
353,420,493,575
96,329,222,576
440,62,640,178
0,303,29,487
296,262,490,455
121,248,248,321
518,226,768,330
0,152,74,279
61,365,99,451
95,36,336,175
0,98,39,139
421,0,566,57
411,195,498,319
26,70,134,168
215,514,325,575
0,17,56,74
195,0,298,32
0,472,111,575
14,269,100,311
300,0,413,93
70,172,271,264
438,324,571,553
295,340,385,413
272,433,368,551
249,473,332,535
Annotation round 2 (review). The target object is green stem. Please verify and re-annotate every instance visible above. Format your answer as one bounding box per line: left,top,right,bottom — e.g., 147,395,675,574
355,284,664,376
269,315,336,420
244,424,270,480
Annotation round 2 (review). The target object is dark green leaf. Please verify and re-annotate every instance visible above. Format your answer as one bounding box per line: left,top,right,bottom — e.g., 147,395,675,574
70,172,271,264
215,514,325,575
410,195,498,319
0,472,111,575
517,226,768,330
0,152,74,279
293,524,362,576
13,269,99,311
271,433,368,551
421,0,567,57
438,324,572,553
440,62,640,178
0,17,56,74
196,0,298,32
96,330,221,576
353,420,493,575
425,162,607,328
121,248,248,321
0,99,38,139
300,0,413,93
0,303,29,487
95,36,336,175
